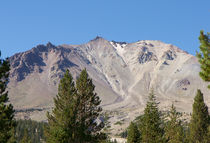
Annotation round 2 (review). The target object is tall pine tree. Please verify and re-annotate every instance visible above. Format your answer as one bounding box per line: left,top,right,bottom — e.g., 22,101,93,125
196,30,210,89
189,89,210,143
204,126,210,143
164,104,185,143
45,70,78,143
76,69,104,142
127,122,140,143
140,89,163,143
0,51,16,143
19,128,32,143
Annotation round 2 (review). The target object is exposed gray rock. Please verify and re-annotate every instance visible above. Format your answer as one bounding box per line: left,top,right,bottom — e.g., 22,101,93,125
7,38,210,134
176,79,191,88
138,48,157,64
162,50,177,60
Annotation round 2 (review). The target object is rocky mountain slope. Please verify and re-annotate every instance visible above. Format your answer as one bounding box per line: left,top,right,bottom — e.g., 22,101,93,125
8,37,210,133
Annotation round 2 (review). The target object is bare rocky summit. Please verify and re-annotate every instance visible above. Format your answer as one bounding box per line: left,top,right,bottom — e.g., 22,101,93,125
8,37,210,133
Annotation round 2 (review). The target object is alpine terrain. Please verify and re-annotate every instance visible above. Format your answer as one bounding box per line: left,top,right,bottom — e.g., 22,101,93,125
8,37,210,134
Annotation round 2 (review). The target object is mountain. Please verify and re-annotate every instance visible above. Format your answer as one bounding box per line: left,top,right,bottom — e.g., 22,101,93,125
8,37,210,133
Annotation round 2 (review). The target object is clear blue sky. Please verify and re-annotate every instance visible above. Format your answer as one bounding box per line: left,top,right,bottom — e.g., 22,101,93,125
0,0,210,58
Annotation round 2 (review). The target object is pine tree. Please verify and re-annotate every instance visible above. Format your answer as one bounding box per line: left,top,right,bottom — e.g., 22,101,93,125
0,51,16,143
196,30,210,89
189,89,210,143
140,89,163,143
45,70,78,143
204,125,210,143
19,128,32,143
76,69,104,142
127,122,140,143
164,104,185,143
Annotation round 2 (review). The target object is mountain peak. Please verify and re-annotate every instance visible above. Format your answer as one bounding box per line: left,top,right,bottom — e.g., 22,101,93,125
46,42,55,48
90,36,106,42
8,37,208,131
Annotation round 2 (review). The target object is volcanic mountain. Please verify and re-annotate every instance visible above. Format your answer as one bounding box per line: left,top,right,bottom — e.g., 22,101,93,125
8,37,210,133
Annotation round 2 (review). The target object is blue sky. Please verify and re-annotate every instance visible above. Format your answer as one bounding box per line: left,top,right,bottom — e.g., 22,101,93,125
0,0,209,58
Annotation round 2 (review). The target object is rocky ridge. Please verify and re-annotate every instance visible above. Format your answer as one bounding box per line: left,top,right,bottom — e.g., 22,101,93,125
8,37,210,134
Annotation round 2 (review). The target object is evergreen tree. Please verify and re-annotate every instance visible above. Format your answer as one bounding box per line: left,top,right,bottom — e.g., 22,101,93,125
204,125,210,143
127,122,140,143
76,69,104,142
189,89,210,143
164,104,185,143
19,128,32,143
140,89,163,143
45,70,78,143
15,119,47,143
0,51,16,143
196,30,210,89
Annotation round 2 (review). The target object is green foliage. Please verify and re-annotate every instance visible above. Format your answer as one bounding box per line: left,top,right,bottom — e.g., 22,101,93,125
164,104,186,143
45,69,105,143
45,70,78,143
126,89,210,143
0,51,16,143
205,125,210,142
19,128,32,143
102,112,111,135
114,121,123,125
196,30,210,89
15,119,46,143
189,89,210,143
140,89,163,143
127,122,140,143
76,69,104,142
118,130,127,138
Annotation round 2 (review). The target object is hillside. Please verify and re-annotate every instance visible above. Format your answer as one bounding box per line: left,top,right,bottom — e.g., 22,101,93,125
8,37,210,134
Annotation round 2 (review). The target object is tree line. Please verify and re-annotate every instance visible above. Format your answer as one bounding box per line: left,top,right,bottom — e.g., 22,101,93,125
0,30,209,143
127,89,210,143
15,119,47,143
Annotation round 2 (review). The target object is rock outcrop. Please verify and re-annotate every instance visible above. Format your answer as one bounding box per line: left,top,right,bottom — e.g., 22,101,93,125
8,38,210,134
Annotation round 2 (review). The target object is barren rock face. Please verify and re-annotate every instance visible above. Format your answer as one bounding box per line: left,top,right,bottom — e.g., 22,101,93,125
8,38,210,132
162,50,177,60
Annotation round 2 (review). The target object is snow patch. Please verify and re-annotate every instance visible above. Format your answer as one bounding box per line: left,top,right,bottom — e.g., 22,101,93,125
110,42,126,58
